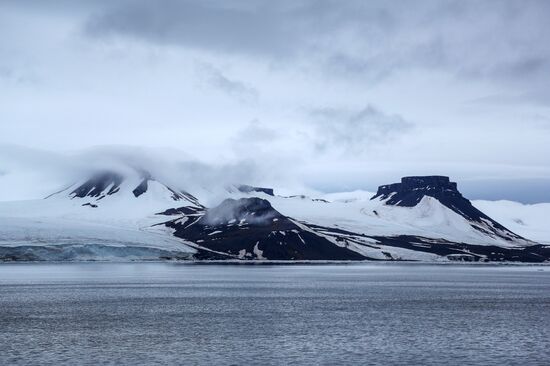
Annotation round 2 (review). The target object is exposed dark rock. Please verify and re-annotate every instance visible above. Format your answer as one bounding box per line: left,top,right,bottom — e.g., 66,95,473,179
132,179,148,197
368,235,550,263
372,176,460,206
70,172,123,199
156,206,202,216
304,223,550,263
131,174,201,203
165,186,203,205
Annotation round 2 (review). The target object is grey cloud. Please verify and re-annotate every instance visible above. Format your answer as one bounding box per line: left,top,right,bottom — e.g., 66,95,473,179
198,64,258,103
491,58,549,81
81,1,550,87
309,105,414,154
3,0,548,90
458,57,550,85
531,114,550,129
84,0,297,58
468,87,550,107
230,119,287,163
323,37,451,82
82,0,403,63
233,119,279,144
0,66,40,85
0,67,15,80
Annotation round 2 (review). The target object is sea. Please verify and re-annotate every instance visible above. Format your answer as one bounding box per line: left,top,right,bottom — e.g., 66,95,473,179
1,262,549,365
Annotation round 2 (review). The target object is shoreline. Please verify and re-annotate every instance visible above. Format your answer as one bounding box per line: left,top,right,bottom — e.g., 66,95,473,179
1,259,549,266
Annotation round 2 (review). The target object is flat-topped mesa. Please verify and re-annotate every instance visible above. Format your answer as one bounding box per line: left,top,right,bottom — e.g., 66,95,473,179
372,176,463,206
371,175,525,241
401,176,457,191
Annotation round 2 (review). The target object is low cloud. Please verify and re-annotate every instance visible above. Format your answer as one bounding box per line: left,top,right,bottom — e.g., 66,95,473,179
202,198,277,226
0,145,266,202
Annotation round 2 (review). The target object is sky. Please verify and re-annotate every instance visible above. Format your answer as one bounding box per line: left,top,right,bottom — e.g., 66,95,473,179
1,0,549,202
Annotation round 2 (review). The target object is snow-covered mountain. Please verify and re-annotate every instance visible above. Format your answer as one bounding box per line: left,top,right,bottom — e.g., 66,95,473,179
0,171,548,262
0,170,202,261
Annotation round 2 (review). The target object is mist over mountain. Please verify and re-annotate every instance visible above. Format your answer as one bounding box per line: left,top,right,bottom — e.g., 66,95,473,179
1,145,549,205
0,145,298,204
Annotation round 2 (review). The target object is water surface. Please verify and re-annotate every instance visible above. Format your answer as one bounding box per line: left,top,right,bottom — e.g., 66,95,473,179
1,263,549,365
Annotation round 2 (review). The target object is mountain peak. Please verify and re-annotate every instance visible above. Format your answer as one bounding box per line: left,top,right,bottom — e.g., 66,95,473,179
70,171,123,199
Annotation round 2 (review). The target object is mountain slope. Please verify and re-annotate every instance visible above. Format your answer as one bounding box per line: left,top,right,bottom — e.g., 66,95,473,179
165,198,365,260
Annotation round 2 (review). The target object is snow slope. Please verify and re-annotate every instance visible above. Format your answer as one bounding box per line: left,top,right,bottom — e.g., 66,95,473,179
473,200,550,244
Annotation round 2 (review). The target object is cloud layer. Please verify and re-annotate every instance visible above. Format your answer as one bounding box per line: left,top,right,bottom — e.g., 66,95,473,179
1,0,549,201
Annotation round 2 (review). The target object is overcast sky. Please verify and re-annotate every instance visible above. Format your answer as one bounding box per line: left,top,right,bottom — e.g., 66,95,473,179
1,0,550,202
